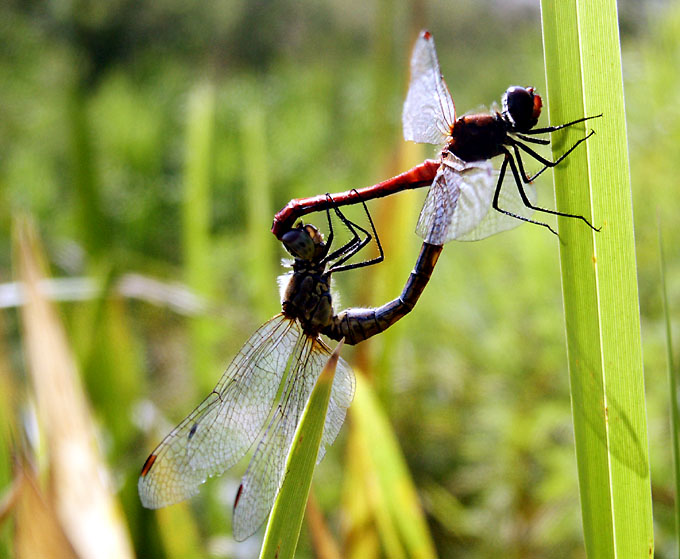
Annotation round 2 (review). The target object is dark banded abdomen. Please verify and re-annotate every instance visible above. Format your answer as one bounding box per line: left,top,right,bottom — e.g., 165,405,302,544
323,243,442,344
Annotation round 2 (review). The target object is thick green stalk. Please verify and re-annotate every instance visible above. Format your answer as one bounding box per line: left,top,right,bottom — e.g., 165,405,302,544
541,1,653,556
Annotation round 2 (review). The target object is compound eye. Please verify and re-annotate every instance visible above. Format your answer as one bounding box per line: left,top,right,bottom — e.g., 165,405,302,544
281,224,323,260
502,86,539,131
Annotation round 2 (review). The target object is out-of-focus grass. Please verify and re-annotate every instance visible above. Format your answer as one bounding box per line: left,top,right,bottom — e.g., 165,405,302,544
183,83,220,395
14,218,134,559
343,372,436,558
0,2,678,557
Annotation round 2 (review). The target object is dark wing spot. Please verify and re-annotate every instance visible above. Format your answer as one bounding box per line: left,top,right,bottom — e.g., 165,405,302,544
140,453,157,477
188,423,198,440
234,483,244,509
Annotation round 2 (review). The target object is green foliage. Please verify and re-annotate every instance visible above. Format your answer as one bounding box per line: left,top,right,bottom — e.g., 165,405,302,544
260,341,342,559
660,226,680,554
348,373,437,558
542,0,654,556
0,1,678,558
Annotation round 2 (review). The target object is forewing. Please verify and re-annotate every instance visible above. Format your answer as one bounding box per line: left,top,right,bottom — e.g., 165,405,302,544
232,335,354,541
415,156,496,245
457,167,537,241
402,30,455,145
138,314,298,509
415,165,459,246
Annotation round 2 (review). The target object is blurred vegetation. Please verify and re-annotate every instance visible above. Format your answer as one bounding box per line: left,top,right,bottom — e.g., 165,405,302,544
0,0,678,557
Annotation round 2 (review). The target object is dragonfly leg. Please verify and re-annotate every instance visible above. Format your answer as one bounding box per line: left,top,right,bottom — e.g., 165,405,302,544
322,192,370,264
322,201,336,255
320,198,367,264
325,190,385,273
510,131,596,182
522,113,602,135
508,145,600,232
323,243,442,344
492,153,559,237
513,133,550,146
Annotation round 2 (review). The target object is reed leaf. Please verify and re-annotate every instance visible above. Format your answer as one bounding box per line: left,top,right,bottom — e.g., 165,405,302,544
540,1,654,556
259,340,343,559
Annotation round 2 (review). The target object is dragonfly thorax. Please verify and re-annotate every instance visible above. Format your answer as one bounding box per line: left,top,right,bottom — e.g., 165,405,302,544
446,113,507,162
280,223,335,335
282,265,334,335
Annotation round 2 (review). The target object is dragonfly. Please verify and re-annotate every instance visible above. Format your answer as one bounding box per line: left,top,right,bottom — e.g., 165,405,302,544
272,30,600,245
138,201,441,541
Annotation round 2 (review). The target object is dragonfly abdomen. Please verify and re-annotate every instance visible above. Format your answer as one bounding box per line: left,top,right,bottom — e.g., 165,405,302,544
323,243,442,344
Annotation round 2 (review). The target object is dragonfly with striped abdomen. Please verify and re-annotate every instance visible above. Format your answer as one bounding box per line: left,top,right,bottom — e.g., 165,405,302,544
138,200,441,541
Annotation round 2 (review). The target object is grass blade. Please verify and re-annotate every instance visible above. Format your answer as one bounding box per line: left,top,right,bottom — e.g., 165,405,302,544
659,225,680,550
305,491,342,559
241,104,276,319
341,428,381,559
259,340,344,559
13,463,78,559
183,83,219,394
540,1,654,556
14,217,134,559
350,373,437,559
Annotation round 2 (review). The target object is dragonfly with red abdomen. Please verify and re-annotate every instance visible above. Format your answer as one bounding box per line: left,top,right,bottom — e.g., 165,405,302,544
138,202,441,541
272,30,601,245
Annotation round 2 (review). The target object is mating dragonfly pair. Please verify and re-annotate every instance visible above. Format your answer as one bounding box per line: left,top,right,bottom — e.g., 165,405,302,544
139,30,600,541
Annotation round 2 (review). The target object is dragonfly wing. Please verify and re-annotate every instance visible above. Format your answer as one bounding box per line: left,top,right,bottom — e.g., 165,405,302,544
138,314,299,509
416,156,495,245
402,30,455,145
457,167,537,241
232,335,354,541
415,165,458,246
317,338,354,462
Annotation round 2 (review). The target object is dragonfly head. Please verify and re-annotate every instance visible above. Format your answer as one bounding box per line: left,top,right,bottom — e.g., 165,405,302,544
281,223,326,261
502,86,542,132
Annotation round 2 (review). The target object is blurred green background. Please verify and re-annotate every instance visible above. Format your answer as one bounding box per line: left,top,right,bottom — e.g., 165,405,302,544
1,0,679,557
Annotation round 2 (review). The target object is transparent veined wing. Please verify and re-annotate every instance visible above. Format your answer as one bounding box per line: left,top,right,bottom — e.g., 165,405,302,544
415,155,495,245
414,165,457,246
402,30,456,146
415,154,538,244
232,331,354,541
457,166,537,241
139,314,302,509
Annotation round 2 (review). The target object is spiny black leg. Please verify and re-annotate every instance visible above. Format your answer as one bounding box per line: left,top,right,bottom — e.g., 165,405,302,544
512,131,596,182
323,192,375,265
330,190,385,273
331,234,372,270
321,191,384,272
325,234,361,264
510,139,554,184
323,202,335,255
523,113,602,135
328,218,369,268
353,189,384,263
513,133,550,145
493,152,559,237
510,140,534,183
507,147,600,232
323,194,362,263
